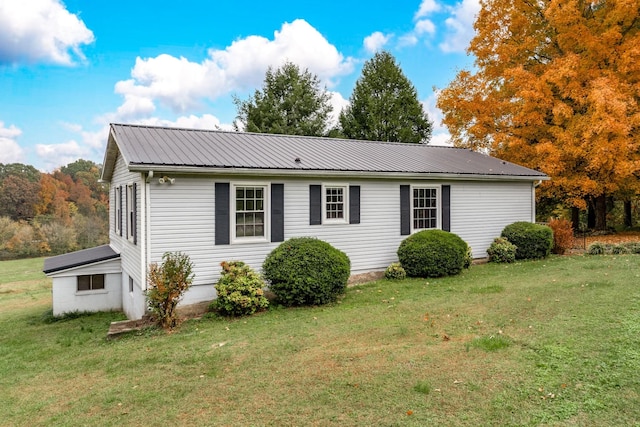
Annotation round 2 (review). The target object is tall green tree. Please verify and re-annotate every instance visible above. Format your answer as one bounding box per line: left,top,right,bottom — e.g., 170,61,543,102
234,62,333,136
339,51,432,143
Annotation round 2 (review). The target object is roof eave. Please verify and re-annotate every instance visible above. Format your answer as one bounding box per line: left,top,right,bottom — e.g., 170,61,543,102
127,164,549,182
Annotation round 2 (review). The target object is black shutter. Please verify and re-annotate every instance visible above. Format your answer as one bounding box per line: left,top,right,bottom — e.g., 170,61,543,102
118,186,123,237
441,185,451,232
132,183,138,245
400,185,411,235
271,183,284,242
309,185,322,225
349,185,360,224
215,183,230,245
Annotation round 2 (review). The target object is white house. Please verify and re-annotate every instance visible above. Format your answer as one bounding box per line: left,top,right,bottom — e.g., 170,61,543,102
44,123,548,319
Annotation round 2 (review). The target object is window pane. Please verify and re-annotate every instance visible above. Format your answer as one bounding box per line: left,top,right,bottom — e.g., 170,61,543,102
246,200,254,211
246,188,254,198
77,275,90,291
92,274,105,290
236,188,244,199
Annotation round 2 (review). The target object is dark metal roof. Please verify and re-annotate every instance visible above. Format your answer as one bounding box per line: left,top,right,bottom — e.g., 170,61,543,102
102,123,548,181
43,244,120,275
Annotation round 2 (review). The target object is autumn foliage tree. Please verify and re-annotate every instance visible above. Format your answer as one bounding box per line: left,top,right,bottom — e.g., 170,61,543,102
437,0,640,229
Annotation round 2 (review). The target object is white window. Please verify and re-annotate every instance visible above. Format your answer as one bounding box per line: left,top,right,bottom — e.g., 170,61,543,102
412,186,439,230
126,184,134,241
323,185,348,224
232,184,268,242
77,274,105,291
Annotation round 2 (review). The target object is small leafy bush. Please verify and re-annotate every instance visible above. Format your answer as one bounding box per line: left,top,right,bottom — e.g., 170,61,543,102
146,252,194,330
548,218,574,255
397,230,469,278
211,261,269,316
501,222,553,260
611,244,629,255
487,237,517,263
463,246,473,269
622,242,640,254
384,262,406,280
262,237,350,306
587,242,606,255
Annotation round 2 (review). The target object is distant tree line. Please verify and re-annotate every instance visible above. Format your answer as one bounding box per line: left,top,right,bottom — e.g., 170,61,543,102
0,159,109,259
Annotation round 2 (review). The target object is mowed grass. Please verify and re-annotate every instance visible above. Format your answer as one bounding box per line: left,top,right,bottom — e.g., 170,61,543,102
1,256,639,426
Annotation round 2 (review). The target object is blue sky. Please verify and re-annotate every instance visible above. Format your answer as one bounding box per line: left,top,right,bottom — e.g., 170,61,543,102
0,0,479,171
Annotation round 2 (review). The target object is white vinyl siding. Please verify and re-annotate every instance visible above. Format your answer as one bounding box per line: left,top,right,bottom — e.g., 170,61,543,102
145,175,535,308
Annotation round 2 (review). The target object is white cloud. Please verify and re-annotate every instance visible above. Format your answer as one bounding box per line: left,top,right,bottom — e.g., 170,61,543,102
36,140,89,171
0,0,94,66
113,19,354,116
439,0,480,53
327,91,350,127
0,122,25,163
415,0,442,19
136,114,233,131
363,31,392,53
414,19,436,36
422,91,452,146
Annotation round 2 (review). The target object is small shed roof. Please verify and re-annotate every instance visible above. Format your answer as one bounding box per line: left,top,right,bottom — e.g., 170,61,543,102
101,123,548,182
43,245,120,275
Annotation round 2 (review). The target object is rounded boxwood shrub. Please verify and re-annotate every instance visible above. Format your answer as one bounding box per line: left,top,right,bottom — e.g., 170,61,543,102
487,237,517,263
397,230,469,278
501,222,553,260
211,261,269,316
262,237,350,306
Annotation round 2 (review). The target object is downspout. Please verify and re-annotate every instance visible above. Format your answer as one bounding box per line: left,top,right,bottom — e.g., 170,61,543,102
532,180,543,222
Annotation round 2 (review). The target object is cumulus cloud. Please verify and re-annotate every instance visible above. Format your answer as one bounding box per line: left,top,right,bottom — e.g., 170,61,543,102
327,91,350,127
136,114,233,131
36,140,90,170
113,19,353,117
422,92,452,146
0,122,25,163
363,31,392,53
439,0,480,53
415,0,442,19
0,0,94,66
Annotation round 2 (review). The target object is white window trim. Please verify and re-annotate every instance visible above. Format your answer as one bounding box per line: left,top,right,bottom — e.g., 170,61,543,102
230,182,270,244
322,184,349,225
410,184,441,233
126,183,134,242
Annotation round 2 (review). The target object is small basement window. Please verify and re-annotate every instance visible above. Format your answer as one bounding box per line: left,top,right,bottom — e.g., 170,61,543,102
77,274,105,291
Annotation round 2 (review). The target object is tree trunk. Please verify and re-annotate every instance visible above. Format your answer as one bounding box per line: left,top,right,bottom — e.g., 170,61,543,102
587,199,596,229
571,207,580,230
624,200,633,228
594,195,607,230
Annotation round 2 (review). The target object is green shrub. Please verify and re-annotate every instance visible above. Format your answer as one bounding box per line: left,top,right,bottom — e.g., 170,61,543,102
146,252,194,330
397,230,469,278
384,262,406,280
587,242,607,255
262,237,350,306
211,261,269,316
611,244,629,255
463,246,473,269
501,222,553,260
487,237,517,263
622,242,640,254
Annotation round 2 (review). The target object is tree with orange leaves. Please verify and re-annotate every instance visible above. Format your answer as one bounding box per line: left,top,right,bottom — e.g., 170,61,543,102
438,0,640,229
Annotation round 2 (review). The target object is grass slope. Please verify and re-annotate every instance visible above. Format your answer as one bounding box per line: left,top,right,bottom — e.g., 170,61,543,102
1,255,639,426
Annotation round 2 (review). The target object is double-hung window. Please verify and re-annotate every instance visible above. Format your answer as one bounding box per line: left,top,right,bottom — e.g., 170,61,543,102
233,184,268,242
323,185,348,224
412,186,439,230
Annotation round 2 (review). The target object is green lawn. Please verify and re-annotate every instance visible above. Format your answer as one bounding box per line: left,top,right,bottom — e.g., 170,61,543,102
1,255,639,426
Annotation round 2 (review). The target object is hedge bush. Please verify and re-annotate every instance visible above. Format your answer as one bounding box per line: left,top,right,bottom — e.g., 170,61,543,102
487,237,517,263
397,229,469,278
501,222,553,260
211,261,269,316
262,237,350,306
